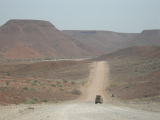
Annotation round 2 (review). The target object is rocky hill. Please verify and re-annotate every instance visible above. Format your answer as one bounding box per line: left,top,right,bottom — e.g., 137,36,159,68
0,20,102,59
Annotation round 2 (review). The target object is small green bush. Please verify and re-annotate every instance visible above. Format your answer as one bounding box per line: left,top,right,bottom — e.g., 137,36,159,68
41,87,46,89
7,72,11,76
23,87,29,90
71,81,76,84
5,81,10,87
59,88,65,91
40,83,46,86
45,58,52,60
13,79,17,82
62,79,68,83
56,81,61,84
31,83,38,86
58,85,62,87
32,97,40,102
51,84,56,87
26,80,31,82
125,86,129,88
23,99,36,104
110,84,117,88
30,88,36,91
34,80,40,83
42,99,48,102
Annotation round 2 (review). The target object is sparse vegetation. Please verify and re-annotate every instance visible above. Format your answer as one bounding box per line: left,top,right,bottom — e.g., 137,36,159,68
106,46,160,100
0,57,89,105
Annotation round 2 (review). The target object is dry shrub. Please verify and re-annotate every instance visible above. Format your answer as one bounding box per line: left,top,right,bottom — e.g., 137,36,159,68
71,89,81,95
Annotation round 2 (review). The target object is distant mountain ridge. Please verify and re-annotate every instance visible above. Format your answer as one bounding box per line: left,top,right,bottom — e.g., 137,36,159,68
63,30,139,54
0,19,159,59
63,29,160,54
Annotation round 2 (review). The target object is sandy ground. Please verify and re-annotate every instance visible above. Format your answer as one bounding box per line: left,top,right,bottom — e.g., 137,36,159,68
0,61,160,120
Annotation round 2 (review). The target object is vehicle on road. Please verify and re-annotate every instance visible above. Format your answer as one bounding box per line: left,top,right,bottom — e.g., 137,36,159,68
95,95,103,104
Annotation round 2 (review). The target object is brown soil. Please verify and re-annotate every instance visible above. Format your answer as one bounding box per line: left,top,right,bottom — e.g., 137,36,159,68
0,60,90,105
3,45,43,59
0,46,160,107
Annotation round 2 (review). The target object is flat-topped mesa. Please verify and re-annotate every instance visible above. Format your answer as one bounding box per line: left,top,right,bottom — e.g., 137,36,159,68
0,19,56,34
0,19,102,59
141,29,160,36
3,19,55,27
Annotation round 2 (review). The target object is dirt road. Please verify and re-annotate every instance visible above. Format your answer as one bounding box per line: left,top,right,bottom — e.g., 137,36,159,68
85,61,108,101
0,61,160,120
78,61,109,101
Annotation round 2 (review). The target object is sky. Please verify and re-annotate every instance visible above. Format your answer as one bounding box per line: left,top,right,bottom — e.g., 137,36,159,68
0,0,160,33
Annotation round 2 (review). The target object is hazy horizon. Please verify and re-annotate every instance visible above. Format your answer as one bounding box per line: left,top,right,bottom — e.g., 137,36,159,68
0,0,160,33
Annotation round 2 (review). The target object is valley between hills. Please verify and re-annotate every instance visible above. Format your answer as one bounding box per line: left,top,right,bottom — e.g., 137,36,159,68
0,19,160,119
